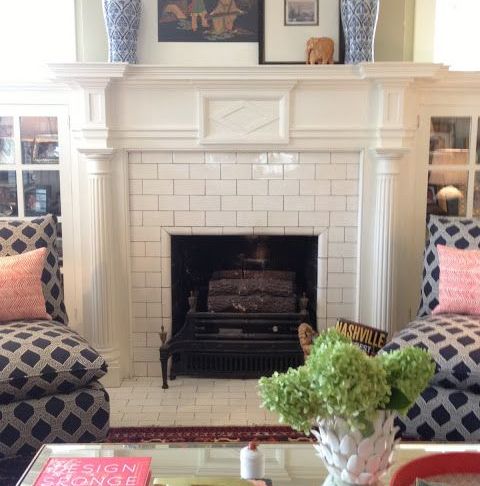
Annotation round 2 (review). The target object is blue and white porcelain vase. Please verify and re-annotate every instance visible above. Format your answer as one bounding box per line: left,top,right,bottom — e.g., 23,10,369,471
340,0,380,64
103,0,141,63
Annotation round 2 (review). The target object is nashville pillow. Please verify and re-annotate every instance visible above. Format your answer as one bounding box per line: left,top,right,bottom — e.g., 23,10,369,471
432,244,480,315
0,248,51,322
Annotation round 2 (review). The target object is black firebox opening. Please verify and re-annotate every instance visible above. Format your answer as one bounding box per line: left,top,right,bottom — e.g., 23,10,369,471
171,235,318,336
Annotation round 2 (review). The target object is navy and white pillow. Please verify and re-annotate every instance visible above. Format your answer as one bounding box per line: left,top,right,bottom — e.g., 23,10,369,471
0,320,107,405
0,215,68,324
417,215,480,317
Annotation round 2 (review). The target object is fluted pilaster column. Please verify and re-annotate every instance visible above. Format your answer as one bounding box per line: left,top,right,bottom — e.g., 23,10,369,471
79,148,120,386
371,149,407,334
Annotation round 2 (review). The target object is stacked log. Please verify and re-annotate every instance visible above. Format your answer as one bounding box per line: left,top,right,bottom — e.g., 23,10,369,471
208,270,297,313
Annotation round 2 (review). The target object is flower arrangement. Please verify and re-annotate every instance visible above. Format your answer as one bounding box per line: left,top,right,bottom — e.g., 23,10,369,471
258,328,435,436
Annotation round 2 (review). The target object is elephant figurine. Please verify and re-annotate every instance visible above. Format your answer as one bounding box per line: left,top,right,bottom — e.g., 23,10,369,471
306,37,335,64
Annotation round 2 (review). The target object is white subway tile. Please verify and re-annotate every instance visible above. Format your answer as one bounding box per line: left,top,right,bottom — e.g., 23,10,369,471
284,164,315,180
253,165,283,179
206,211,236,226
268,211,298,226
158,196,189,210
143,180,174,195
315,164,347,180
327,288,343,303
345,227,358,242
147,303,162,318
132,318,162,333
143,211,174,226
190,164,220,179
206,180,236,195
142,152,173,164
328,227,345,242
174,211,205,226
131,226,161,242
284,196,314,211
133,303,146,318
205,152,237,164
129,164,157,180
132,287,162,303
146,272,162,288
328,242,357,258
315,196,346,211
300,180,330,195
327,303,354,320
343,258,357,273
130,211,143,226
130,195,158,211
299,152,331,164
146,333,162,347
347,196,359,211
332,180,358,196
131,242,145,257
269,180,299,196
133,348,159,362
129,180,142,195
221,196,252,211
253,195,283,211
299,211,329,227
330,211,358,227
131,272,146,288
331,152,360,164
347,164,359,179
174,180,205,195
328,258,344,273
328,273,356,288
343,288,356,304
190,195,221,210
132,332,147,347
131,257,162,272
237,152,267,164
237,180,268,196
237,211,267,226
146,242,162,257
133,362,147,376
173,152,204,164
221,164,252,180
158,164,189,179
268,152,298,164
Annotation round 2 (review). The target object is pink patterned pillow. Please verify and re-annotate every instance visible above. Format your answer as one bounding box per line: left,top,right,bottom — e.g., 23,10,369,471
0,248,51,322
433,244,480,315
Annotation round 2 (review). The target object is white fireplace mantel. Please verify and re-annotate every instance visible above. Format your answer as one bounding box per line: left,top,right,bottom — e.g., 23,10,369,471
2,62,476,383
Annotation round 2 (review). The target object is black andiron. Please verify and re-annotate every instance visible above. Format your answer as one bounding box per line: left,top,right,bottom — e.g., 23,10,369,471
159,284,308,390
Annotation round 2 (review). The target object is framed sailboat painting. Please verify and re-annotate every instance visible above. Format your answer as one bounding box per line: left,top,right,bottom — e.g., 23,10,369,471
157,0,259,42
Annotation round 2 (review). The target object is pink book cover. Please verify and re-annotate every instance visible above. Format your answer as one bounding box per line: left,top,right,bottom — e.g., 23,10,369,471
34,457,151,486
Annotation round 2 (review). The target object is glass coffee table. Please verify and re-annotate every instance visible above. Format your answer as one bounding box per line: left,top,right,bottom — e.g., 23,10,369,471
17,441,480,485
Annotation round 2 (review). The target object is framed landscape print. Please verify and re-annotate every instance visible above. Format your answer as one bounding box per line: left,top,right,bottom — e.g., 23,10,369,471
285,0,319,26
260,0,344,64
157,0,259,42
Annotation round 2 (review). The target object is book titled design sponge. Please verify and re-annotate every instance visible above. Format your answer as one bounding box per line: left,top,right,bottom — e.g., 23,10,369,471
34,457,151,486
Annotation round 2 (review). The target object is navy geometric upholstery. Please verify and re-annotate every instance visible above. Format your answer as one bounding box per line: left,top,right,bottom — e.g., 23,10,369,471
0,380,109,458
396,385,480,441
0,320,107,405
383,314,480,394
0,215,68,324
418,215,480,317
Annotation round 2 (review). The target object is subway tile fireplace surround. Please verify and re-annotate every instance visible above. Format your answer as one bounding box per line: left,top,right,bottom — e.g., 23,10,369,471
7,62,477,386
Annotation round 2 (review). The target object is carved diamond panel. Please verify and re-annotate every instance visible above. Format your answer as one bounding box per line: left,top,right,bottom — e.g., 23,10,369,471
198,89,290,144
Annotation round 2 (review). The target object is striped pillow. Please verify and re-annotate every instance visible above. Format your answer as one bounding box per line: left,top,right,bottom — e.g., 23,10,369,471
432,244,480,315
0,248,51,322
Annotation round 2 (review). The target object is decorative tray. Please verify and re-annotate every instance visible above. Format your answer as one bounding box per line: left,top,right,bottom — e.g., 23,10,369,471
390,452,480,486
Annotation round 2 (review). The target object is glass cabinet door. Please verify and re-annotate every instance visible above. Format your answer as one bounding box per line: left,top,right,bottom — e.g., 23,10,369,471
427,116,478,217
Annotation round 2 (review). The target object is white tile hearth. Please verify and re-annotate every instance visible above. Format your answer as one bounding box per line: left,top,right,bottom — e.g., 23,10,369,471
107,378,279,427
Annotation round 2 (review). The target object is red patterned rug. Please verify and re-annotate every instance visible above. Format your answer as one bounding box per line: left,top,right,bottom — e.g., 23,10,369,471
107,426,311,444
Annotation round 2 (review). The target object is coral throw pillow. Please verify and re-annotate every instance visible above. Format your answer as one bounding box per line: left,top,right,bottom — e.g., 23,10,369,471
0,248,51,322
433,244,480,315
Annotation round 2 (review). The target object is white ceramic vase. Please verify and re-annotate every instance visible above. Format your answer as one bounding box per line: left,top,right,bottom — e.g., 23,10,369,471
312,411,399,485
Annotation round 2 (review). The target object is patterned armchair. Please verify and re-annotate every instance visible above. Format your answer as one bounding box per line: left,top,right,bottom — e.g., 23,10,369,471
0,215,109,458
383,215,480,441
